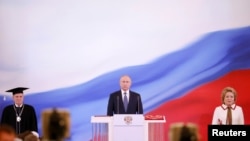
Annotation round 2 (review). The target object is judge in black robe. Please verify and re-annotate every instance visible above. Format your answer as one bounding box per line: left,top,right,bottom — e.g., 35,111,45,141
0,87,38,135
1,104,38,134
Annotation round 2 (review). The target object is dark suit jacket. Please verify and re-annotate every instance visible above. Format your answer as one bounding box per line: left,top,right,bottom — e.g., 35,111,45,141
107,90,143,116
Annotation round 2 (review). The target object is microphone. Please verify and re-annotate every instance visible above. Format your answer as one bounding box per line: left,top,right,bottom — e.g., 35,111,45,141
137,96,140,114
117,96,119,114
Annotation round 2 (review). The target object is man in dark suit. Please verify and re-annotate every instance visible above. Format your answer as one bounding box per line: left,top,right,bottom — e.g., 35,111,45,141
0,87,38,135
107,75,143,116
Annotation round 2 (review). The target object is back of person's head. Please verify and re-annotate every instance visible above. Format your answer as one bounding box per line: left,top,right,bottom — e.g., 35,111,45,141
18,131,31,140
0,124,16,141
24,133,39,141
17,131,39,141
42,108,70,141
168,122,199,141
179,125,198,141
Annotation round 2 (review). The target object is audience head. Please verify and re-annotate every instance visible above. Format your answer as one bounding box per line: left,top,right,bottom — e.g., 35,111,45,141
168,122,199,141
0,124,16,141
17,131,39,141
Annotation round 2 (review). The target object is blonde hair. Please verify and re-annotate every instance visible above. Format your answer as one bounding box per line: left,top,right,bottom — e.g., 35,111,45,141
221,87,237,104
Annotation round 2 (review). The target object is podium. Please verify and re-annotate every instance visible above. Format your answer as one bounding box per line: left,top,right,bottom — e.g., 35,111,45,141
91,114,166,141
113,114,145,141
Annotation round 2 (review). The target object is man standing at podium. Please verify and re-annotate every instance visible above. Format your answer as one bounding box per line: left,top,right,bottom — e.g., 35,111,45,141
107,75,143,116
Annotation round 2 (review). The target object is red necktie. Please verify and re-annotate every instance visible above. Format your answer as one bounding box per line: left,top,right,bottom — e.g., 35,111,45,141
226,107,232,125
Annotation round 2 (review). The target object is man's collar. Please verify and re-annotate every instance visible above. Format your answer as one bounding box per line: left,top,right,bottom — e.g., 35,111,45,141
15,104,23,107
121,90,129,94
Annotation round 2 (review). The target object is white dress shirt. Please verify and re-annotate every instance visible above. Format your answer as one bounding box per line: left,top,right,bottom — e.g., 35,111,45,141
15,104,23,107
212,104,244,125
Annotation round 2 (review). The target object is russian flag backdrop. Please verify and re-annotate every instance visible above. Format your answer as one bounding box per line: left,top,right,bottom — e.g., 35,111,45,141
0,1,250,141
